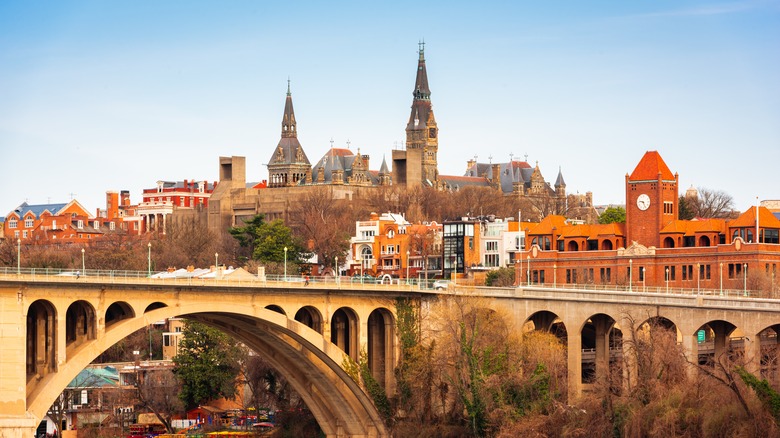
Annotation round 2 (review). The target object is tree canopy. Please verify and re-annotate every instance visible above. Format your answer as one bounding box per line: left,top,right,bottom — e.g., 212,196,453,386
229,214,308,266
598,206,626,224
173,320,243,410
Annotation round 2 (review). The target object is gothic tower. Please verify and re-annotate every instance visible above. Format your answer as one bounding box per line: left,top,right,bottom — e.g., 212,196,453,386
393,42,439,187
267,80,312,188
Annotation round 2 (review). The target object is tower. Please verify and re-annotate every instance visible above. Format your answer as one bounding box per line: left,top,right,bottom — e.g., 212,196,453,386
625,151,679,248
267,80,312,188
393,42,439,187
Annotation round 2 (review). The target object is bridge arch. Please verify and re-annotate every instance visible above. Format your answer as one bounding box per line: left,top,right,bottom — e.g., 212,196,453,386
368,308,395,391
331,307,360,360
26,299,57,378
65,300,96,353
105,301,135,327
27,302,389,438
295,305,324,334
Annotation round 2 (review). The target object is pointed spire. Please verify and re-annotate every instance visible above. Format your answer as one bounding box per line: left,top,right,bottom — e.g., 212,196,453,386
413,40,431,100
281,80,297,138
379,156,390,174
555,166,566,188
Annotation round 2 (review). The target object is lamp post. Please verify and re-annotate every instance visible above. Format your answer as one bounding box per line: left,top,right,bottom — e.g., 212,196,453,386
147,242,152,277
642,267,646,292
719,262,723,296
81,248,85,276
451,254,457,285
527,256,531,286
665,267,669,293
215,252,219,268
629,259,633,292
335,256,339,285
744,263,748,296
553,263,557,287
406,250,410,285
16,238,21,275
284,247,288,281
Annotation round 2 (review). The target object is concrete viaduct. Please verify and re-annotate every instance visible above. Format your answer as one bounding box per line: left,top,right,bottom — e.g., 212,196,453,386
1,273,779,437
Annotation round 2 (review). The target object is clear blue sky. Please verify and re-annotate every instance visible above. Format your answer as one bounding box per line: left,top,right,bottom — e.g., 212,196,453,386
1,1,778,216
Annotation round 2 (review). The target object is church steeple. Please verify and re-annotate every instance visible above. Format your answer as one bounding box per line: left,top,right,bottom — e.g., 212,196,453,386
268,81,311,188
281,78,297,139
403,41,439,186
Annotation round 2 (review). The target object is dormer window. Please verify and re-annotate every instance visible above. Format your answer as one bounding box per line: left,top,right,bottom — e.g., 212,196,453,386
388,230,395,239
25,218,33,228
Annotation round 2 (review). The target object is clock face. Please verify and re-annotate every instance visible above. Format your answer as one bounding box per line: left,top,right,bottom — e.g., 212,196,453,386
637,194,650,211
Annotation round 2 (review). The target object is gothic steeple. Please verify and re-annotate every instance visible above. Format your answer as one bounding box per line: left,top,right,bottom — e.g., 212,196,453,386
267,80,311,188
281,78,297,139
404,41,439,186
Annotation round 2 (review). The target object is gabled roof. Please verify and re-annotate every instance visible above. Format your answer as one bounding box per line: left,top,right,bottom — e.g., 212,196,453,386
628,151,675,182
729,206,780,228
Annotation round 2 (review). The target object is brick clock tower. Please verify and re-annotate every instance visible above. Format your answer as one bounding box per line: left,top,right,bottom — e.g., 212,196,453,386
625,151,679,248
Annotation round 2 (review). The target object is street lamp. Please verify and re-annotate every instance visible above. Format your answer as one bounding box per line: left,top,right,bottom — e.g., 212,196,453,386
629,259,633,292
335,256,339,285
553,263,557,287
665,267,669,293
527,255,531,286
81,248,86,276
284,247,288,281
406,250,410,285
16,238,21,275
147,242,152,277
744,263,748,296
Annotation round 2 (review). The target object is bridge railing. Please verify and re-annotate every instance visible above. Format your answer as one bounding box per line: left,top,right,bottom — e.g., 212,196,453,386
0,267,776,300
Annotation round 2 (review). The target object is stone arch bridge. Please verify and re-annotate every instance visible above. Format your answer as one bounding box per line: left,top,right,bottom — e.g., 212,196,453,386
1,273,779,437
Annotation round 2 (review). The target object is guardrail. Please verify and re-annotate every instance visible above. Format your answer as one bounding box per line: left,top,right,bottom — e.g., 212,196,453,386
0,267,776,300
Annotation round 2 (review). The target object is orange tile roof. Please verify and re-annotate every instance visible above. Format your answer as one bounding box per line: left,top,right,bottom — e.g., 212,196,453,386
660,218,727,235
729,206,780,228
556,223,625,239
628,151,675,181
527,215,567,235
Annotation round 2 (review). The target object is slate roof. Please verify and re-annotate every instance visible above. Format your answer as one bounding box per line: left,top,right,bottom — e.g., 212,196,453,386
463,161,537,194
10,202,68,218
311,148,378,185
629,151,675,181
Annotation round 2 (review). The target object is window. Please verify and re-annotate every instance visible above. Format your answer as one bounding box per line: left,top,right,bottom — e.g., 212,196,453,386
683,236,695,247
587,240,598,251
24,218,33,228
8,219,17,228
566,269,577,284
639,266,645,281
14,231,19,239
387,230,395,239
486,241,498,251
664,202,674,214
728,263,744,279
600,267,611,283
485,254,500,267
22,230,28,238
109,222,115,230
585,268,594,283
77,220,84,229
664,265,676,281
93,221,100,229
682,264,693,280
764,229,779,244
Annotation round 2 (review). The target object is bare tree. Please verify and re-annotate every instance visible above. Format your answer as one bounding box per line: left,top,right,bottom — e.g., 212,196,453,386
688,187,737,219
135,368,184,433
288,187,354,271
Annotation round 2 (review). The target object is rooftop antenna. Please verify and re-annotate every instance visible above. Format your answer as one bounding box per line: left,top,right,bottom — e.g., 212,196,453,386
488,155,493,164
524,153,529,162
509,152,514,162
330,138,334,149
69,192,77,200
346,139,351,150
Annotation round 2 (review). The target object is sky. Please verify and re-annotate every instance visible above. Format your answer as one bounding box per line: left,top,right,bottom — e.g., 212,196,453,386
1,1,779,217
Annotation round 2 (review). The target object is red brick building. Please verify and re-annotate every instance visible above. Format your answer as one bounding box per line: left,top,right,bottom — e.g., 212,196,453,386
138,179,216,233
515,151,780,294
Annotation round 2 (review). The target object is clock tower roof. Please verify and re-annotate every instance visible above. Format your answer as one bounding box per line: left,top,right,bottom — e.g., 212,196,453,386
629,151,675,181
